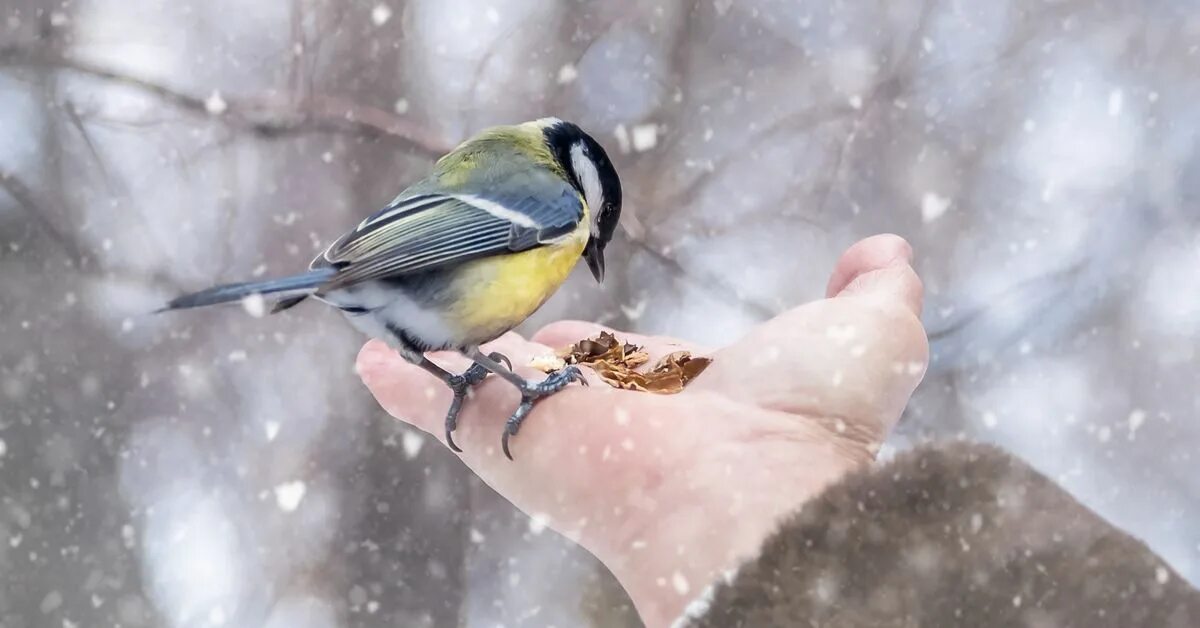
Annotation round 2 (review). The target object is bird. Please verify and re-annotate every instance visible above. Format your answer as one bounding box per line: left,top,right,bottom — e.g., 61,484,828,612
158,117,622,459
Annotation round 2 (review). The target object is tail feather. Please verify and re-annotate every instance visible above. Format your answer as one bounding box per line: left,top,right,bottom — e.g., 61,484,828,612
157,268,336,312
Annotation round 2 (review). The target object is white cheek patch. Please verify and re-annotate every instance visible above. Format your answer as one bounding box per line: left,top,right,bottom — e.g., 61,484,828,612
570,142,605,236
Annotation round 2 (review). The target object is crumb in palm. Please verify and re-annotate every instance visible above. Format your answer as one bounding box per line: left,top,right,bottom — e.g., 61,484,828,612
530,331,712,393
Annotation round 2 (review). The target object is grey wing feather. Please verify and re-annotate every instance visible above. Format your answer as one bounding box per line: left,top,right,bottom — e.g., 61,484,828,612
317,181,583,289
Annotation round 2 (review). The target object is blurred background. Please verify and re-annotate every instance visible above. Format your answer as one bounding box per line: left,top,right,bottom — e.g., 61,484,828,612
1,0,1198,626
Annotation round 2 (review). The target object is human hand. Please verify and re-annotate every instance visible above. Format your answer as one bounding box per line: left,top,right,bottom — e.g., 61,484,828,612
356,234,928,627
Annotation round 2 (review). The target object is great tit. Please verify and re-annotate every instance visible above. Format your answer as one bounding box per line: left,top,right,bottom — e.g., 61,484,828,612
160,118,622,459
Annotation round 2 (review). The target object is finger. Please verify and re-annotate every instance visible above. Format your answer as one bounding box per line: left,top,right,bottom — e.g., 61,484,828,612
825,234,917,305
532,319,709,360
356,340,452,432
357,336,670,543
699,300,927,441
837,263,924,319
695,235,927,443
357,333,560,441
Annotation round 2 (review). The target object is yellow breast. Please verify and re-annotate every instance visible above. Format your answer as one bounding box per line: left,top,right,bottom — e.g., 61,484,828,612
447,219,589,344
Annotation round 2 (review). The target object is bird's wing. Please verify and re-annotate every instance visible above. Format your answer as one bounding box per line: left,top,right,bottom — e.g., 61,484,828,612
316,176,584,288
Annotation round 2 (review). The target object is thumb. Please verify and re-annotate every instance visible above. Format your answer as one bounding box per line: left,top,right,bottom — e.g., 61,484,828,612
827,234,923,317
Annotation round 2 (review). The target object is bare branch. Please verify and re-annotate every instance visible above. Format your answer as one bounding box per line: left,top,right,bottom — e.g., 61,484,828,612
927,260,1088,342
0,169,86,265
625,235,780,321
809,0,939,220
62,100,122,196
0,44,455,156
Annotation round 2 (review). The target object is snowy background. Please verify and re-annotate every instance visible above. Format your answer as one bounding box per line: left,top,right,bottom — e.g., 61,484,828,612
2,0,1198,626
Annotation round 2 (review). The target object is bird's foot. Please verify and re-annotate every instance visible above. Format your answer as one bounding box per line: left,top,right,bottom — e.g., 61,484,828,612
501,365,588,460
444,352,511,452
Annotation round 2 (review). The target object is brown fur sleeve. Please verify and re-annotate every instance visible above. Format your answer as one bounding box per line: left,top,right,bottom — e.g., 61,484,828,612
680,442,1200,628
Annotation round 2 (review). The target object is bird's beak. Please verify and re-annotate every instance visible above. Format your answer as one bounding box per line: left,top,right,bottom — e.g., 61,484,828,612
584,239,606,283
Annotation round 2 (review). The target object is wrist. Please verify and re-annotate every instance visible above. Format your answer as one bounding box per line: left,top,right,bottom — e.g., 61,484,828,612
588,432,863,627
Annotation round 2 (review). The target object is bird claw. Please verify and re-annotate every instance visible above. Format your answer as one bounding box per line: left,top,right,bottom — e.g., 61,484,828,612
492,352,513,370
501,365,587,460
444,352,510,453
444,376,470,453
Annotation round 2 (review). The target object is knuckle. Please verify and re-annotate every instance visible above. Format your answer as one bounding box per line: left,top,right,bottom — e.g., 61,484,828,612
861,301,929,362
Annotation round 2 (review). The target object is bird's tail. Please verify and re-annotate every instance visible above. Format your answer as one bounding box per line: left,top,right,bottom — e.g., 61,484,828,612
156,268,336,312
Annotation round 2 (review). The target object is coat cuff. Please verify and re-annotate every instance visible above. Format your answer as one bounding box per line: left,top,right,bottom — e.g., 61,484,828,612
678,442,1200,627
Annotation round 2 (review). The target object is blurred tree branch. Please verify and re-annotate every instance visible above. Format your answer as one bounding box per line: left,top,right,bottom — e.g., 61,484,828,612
0,169,85,265
624,234,780,320
0,44,454,157
0,168,191,296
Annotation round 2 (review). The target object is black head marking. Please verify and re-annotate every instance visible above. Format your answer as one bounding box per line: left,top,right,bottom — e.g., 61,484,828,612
542,120,623,281
542,120,619,238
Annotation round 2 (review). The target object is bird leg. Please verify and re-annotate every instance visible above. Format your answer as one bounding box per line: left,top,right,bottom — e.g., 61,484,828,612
414,353,511,453
466,350,588,460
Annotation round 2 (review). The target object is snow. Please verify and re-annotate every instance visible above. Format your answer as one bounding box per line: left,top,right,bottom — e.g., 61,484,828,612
204,90,227,115
557,63,578,85
9,3,1200,625
527,513,549,535
619,298,648,319
274,481,307,512
1128,409,1146,439
671,571,690,595
921,192,951,223
1157,566,1171,584
401,430,425,459
371,4,392,26
613,124,631,154
240,294,266,318
631,124,658,152
1108,89,1124,116
825,325,857,343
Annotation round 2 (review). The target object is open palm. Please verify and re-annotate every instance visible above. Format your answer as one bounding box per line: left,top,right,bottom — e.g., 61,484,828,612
356,234,928,627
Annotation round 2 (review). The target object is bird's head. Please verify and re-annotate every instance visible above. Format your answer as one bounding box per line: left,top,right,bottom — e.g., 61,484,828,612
539,118,623,283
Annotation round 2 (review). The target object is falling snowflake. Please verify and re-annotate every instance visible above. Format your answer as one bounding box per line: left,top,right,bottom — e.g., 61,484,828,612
921,192,951,223
672,571,690,595
401,431,425,459
1108,89,1124,117
528,513,549,535
240,294,265,318
371,4,392,26
557,63,579,85
274,481,306,512
204,90,228,115
631,124,658,152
